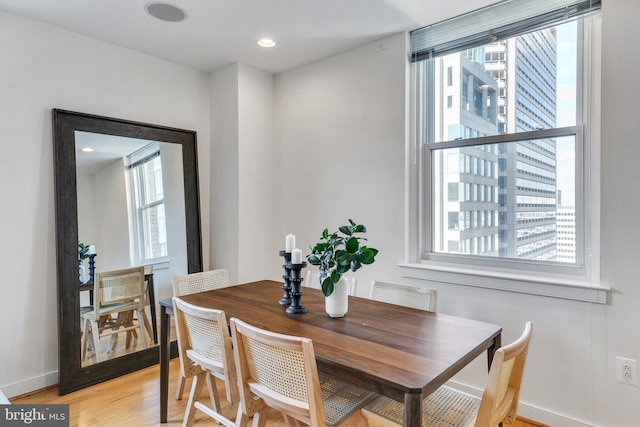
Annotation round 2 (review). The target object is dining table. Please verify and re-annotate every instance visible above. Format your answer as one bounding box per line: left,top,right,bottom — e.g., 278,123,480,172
159,279,502,427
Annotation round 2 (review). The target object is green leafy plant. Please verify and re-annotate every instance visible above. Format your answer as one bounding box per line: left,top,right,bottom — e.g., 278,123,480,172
307,219,378,296
78,242,90,267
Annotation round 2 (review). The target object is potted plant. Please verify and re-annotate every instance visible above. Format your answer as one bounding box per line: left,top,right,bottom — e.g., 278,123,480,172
307,219,378,317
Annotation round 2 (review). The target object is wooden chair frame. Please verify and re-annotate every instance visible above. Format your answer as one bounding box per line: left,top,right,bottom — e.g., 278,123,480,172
230,317,376,427
173,297,238,427
172,268,230,400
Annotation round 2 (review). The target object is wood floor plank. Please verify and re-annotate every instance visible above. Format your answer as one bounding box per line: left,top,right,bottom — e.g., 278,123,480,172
11,359,543,427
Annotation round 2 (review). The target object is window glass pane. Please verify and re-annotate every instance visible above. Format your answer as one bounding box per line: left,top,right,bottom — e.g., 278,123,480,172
139,157,164,205
141,203,167,259
431,136,575,262
431,21,577,144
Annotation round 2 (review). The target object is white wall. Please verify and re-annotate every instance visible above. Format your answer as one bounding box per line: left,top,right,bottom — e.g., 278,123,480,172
268,1,639,424
273,34,408,293
0,10,211,397
596,0,640,425
92,158,129,270
210,64,280,284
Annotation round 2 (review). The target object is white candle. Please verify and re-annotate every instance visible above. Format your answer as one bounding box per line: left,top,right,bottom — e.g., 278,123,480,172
88,245,96,255
285,234,295,253
291,248,303,264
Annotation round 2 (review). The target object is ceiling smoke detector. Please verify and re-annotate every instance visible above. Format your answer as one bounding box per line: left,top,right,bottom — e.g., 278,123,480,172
145,2,187,23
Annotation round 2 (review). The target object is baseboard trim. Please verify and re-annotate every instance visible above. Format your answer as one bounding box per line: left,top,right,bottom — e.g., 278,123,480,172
448,381,594,427
2,371,58,400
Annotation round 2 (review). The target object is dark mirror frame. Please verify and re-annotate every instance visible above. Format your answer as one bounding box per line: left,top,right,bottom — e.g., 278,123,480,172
53,109,202,395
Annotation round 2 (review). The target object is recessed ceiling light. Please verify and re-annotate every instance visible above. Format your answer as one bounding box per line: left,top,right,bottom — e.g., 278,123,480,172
257,39,277,48
145,2,187,23
81,147,94,153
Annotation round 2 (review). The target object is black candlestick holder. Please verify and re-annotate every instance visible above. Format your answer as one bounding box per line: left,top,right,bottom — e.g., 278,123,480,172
278,250,292,305
286,261,307,314
88,254,97,284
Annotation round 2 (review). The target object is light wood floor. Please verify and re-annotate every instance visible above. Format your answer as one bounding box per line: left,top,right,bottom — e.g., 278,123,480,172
11,359,548,427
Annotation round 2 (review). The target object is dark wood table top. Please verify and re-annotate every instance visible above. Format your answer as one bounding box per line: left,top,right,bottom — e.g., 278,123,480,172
175,280,502,403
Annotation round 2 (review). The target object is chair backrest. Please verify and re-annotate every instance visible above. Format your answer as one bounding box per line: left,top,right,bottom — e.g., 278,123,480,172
369,281,437,312
475,322,533,427
173,268,229,297
95,267,145,309
230,317,326,426
305,270,356,296
172,297,237,396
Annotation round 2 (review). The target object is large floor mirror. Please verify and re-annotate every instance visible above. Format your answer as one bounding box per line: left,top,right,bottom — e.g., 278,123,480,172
53,109,202,394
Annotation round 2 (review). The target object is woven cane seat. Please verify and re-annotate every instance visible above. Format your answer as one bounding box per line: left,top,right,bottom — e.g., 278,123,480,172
320,372,377,425
363,386,480,427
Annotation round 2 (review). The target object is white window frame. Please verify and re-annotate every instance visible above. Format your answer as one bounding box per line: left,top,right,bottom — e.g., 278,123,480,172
403,11,606,303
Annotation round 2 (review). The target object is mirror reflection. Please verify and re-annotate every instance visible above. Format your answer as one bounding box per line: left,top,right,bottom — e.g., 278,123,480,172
75,131,188,366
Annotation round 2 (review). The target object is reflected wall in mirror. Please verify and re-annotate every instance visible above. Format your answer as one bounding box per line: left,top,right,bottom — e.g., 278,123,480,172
53,109,202,394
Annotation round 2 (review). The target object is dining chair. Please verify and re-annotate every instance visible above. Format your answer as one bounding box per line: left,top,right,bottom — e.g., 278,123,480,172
172,268,231,401
369,280,438,312
80,267,147,363
361,322,533,427
173,268,230,296
172,297,238,427
305,270,357,295
230,316,378,427
117,265,155,345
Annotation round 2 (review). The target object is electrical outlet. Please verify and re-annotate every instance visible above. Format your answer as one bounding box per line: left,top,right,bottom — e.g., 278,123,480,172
616,357,638,386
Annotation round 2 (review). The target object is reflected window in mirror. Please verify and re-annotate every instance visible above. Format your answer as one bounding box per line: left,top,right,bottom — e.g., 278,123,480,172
127,143,169,264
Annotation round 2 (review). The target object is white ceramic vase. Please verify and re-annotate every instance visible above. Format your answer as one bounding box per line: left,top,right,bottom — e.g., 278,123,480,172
325,276,350,317
79,265,86,284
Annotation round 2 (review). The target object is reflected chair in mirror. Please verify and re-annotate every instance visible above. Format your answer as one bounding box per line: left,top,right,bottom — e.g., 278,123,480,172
305,270,356,295
80,267,148,363
230,317,377,427
173,297,238,427
115,265,156,345
369,280,437,312
361,322,533,427
172,268,231,401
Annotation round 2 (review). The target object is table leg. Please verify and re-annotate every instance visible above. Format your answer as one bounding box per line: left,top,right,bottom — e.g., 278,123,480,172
160,304,170,423
487,333,502,372
488,333,503,427
403,392,422,427
147,275,158,343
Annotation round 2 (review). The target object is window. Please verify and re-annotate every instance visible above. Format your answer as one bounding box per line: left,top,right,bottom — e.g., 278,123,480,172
127,143,168,264
406,0,602,297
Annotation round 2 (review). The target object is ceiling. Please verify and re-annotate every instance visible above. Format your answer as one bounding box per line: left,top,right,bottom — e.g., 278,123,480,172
0,0,495,74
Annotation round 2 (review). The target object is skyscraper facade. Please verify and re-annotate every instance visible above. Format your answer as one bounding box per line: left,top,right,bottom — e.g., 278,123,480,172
433,27,560,261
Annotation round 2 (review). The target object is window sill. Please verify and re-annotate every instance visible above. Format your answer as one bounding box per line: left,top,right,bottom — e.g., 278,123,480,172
398,262,608,304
